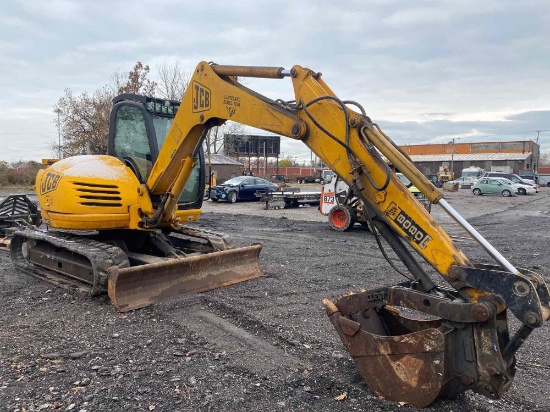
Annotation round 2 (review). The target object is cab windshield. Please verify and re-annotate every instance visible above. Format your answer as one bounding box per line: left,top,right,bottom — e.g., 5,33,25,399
152,114,200,205
153,115,174,149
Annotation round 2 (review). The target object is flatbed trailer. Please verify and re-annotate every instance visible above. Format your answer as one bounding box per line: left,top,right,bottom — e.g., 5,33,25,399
256,188,321,210
537,174,550,187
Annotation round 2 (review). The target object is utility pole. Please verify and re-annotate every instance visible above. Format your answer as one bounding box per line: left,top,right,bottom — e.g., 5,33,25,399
449,137,460,177
263,141,267,178
534,131,541,172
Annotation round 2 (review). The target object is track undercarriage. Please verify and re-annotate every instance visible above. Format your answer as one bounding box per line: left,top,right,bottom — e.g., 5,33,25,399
10,226,262,312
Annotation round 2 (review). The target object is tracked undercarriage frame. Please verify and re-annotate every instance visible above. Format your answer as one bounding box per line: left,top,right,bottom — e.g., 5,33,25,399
10,226,262,312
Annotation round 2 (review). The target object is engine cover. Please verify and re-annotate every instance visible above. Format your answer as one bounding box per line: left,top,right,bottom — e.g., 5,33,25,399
36,155,141,230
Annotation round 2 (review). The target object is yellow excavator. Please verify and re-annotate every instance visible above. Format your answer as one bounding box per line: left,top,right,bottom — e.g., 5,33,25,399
10,62,549,407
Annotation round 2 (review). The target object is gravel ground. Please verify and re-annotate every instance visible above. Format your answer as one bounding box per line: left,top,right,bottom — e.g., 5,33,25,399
0,186,549,411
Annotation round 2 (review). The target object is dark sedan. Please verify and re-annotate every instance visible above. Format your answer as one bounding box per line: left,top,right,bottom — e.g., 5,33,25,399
209,176,279,203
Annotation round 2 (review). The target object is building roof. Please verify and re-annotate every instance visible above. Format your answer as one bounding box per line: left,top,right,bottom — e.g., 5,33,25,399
208,154,243,166
10,161,27,168
409,153,532,162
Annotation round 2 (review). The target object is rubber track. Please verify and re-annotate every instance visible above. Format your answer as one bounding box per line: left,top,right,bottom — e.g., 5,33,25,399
10,228,129,295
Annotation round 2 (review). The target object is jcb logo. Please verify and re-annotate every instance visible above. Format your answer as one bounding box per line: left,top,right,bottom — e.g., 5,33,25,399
40,171,62,195
192,81,211,112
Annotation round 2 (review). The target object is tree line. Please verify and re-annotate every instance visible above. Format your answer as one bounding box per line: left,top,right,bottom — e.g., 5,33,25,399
53,61,242,159
0,161,44,187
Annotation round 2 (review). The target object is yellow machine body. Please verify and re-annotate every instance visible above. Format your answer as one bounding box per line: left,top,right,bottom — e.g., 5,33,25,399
36,155,200,230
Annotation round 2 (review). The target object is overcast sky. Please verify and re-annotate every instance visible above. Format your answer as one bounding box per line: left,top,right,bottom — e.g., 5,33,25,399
2,0,550,163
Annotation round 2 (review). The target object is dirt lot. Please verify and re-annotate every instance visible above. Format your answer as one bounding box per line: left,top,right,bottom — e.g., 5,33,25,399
1,186,549,411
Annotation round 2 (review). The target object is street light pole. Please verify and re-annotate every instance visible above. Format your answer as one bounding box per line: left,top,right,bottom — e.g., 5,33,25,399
449,138,460,177
451,138,455,175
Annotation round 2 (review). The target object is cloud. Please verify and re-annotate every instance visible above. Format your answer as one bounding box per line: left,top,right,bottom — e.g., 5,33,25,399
378,110,550,149
1,0,550,164
18,0,83,22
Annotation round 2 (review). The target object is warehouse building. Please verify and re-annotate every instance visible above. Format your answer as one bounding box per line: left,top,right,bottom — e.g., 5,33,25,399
398,140,540,177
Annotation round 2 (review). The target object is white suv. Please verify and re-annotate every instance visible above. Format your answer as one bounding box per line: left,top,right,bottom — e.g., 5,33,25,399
482,172,538,194
495,178,536,195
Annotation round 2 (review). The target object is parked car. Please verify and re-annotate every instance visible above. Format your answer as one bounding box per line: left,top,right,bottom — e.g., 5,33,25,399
296,169,334,184
494,178,536,195
210,176,279,203
270,174,287,183
450,176,478,188
472,178,516,197
482,172,538,194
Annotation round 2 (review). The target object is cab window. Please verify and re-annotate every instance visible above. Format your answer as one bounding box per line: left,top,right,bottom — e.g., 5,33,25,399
178,156,202,205
113,105,151,161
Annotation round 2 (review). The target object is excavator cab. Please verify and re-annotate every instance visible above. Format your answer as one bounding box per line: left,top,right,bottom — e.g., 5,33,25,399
107,94,205,217
11,91,263,312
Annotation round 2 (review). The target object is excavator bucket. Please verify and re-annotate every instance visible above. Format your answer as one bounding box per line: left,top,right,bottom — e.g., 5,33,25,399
109,243,263,312
323,282,517,408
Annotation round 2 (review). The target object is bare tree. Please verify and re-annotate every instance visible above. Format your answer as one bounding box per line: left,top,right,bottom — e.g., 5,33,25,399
539,152,550,166
156,61,192,101
53,86,113,156
109,69,127,95
53,62,158,156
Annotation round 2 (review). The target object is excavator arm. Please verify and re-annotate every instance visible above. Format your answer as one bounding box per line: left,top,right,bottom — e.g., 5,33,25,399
135,62,549,407
143,63,467,277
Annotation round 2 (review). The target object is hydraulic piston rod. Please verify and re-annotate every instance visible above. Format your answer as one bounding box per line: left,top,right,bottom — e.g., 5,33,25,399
438,198,520,275
211,65,293,79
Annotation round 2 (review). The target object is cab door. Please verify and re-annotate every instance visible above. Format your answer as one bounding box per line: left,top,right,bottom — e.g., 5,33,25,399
107,95,205,212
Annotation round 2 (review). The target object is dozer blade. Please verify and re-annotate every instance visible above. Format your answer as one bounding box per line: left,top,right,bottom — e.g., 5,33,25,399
323,284,517,408
108,243,262,312
11,228,263,312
